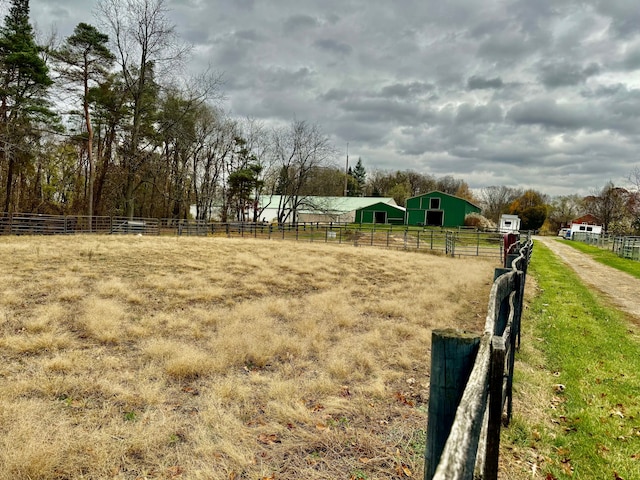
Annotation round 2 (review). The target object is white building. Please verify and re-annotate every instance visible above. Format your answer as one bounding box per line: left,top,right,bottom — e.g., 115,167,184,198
569,222,602,237
499,214,521,233
255,195,398,224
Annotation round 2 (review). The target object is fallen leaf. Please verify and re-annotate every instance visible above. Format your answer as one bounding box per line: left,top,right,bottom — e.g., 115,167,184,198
257,433,280,445
394,392,415,407
359,457,370,464
167,466,184,477
614,472,625,480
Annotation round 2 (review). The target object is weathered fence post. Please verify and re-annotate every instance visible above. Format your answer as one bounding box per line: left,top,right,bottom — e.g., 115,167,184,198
424,329,481,480
483,337,506,480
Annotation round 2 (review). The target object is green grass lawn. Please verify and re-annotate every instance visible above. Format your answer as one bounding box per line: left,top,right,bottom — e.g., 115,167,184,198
503,243,640,479
561,240,640,279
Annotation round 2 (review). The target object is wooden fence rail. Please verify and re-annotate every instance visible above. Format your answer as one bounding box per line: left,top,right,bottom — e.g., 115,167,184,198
424,237,533,480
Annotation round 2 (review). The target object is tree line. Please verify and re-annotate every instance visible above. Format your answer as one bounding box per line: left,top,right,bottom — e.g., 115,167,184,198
479,181,640,234
0,0,475,223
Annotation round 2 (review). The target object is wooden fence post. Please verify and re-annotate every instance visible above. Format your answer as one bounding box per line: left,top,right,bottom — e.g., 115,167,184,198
424,329,481,480
483,337,506,480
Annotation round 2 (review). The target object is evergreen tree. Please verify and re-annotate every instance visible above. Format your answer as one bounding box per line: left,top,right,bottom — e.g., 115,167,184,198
0,0,53,211
54,23,115,224
352,157,366,195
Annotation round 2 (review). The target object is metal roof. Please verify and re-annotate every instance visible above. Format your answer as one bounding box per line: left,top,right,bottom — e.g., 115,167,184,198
259,195,397,214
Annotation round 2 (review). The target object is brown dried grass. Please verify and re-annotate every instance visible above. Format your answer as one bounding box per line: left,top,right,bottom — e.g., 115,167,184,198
0,235,495,479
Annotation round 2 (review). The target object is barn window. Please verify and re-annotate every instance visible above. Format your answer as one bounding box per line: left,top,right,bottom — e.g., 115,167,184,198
429,198,440,209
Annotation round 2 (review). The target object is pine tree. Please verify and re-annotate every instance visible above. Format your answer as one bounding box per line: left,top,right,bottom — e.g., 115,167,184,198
54,22,115,224
352,157,366,196
0,0,53,211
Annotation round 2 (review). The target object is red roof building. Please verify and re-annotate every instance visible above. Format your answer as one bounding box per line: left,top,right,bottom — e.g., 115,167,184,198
570,214,602,226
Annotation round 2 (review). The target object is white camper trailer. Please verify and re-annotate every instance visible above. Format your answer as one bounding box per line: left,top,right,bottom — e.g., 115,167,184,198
499,214,521,233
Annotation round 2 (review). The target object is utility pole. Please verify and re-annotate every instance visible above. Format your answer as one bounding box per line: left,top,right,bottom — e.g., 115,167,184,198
343,143,349,196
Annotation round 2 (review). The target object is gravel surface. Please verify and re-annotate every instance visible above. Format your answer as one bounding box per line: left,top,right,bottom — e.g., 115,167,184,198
534,236,640,321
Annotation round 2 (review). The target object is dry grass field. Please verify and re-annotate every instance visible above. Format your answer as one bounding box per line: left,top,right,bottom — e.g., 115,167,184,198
0,235,496,479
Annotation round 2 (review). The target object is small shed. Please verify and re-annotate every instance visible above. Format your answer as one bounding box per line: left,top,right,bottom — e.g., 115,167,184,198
499,214,521,233
355,202,406,225
405,191,481,227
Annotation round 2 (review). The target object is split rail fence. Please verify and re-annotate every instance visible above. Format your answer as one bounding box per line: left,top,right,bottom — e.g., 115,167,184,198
424,237,533,479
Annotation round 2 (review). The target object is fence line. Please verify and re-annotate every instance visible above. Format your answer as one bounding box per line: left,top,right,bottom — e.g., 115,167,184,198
424,237,533,479
570,232,640,261
213,222,505,259
0,212,507,259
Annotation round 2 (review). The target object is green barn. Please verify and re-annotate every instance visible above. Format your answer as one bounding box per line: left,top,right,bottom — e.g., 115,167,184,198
354,202,406,225
405,191,481,227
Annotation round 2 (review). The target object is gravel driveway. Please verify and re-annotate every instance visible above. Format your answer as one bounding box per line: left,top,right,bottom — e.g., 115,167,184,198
533,236,640,321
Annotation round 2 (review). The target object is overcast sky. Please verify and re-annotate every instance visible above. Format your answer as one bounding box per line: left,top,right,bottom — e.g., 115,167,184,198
23,0,640,196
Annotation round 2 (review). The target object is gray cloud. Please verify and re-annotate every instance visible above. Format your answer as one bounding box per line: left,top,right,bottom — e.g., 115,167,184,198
467,75,504,90
455,103,503,125
595,0,640,38
283,14,319,33
539,61,601,88
622,47,640,71
313,38,352,55
379,82,435,99
27,0,640,196
507,98,594,130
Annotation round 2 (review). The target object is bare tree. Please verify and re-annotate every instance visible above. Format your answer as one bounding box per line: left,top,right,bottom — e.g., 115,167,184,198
191,107,237,221
628,167,640,233
271,120,334,224
480,185,522,223
98,0,190,217
584,182,628,233
547,194,583,231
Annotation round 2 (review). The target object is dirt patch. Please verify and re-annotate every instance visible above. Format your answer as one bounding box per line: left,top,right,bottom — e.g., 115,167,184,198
534,236,640,321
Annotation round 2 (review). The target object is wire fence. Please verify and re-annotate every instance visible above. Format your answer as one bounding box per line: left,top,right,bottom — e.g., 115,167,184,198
0,212,508,259
571,232,640,261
